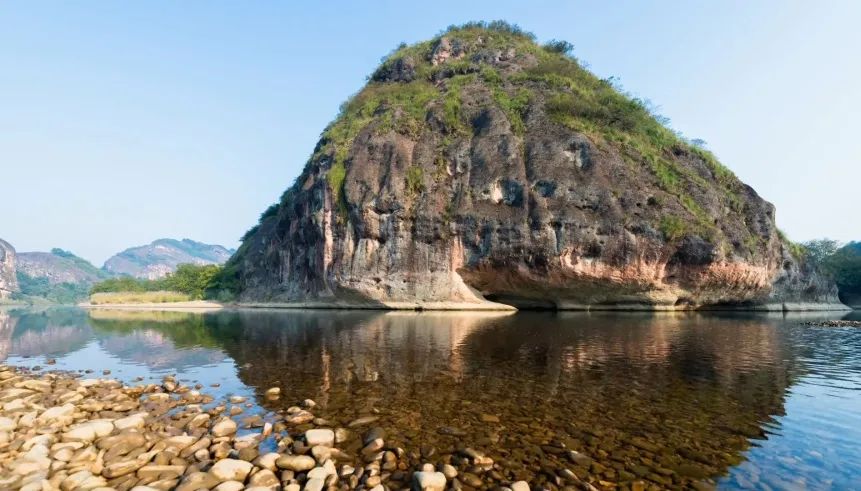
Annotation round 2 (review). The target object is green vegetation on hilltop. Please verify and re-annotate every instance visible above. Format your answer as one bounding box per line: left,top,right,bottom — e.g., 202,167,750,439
233,20,760,278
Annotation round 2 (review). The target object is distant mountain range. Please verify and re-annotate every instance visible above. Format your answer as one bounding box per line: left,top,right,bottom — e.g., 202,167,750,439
103,239,235,280
0,238,234,304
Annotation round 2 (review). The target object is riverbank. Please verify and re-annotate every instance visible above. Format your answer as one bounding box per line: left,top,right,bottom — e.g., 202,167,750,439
79,299,853,313
0,364,573,491
79,300,225,312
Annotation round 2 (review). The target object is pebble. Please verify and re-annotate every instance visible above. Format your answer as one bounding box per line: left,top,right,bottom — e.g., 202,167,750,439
413,471,447,491
511,481,531,491
210,458,253,481
211,417,237,437
305,477,325,491
305,428,335,447
275,454,316,471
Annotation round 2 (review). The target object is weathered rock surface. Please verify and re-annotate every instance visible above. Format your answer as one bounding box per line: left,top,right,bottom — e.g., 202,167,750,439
228,24,845,311
0,239,18,300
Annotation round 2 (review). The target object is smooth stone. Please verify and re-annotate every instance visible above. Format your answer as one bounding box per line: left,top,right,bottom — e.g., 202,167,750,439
214,481,245,491
362,438,384,456
285,410,314,425
305,429,335,447
36,404,75,425
62,420,114,442
186,413,210,429
254,452,280,471
249,468,279,487
102,459,147,478
175,471,221,491
275,454,316,471
115,413,147,430
304,477,325,491
511,481,531,491
210,458,253,481
442,464,458,479
412,471,447,491
211,418,237,437
462,473,483,488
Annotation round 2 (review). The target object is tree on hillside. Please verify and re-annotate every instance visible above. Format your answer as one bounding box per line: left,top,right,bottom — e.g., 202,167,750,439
824,242,861,292
802,238,841,268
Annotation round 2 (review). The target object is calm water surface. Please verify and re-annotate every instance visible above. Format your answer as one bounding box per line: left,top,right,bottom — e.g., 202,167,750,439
1,307,859,490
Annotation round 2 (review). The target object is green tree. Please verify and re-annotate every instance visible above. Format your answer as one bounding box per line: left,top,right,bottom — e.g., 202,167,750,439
162,264,221,299
802,238,841,268
824,242,861,291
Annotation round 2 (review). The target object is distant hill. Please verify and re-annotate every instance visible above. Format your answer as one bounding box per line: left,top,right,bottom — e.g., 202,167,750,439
103,239,234,280
16,249,110,303
18,249,109,285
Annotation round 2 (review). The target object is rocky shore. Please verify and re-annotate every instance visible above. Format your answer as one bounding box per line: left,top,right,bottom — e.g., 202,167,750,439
0,364,603,491
802,320,861,327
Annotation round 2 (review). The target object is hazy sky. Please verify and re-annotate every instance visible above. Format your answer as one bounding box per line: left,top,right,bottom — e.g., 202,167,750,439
2,1,859,265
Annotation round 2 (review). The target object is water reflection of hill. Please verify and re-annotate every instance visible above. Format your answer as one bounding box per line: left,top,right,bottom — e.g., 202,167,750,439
211,310,797,487
0,308,812,488
0,308,91,360
87,309,227,370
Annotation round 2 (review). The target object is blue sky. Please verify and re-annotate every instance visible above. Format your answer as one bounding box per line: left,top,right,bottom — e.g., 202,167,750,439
2,1,859,264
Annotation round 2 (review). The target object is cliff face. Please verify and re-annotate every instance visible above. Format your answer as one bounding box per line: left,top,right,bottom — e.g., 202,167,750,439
230,23,844,310
104,239,234,280
0,239,19,300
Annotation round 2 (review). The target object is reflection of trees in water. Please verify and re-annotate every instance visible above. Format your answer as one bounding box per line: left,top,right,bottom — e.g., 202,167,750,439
87,310,228,370
0,308,91,360
213,310,797,485
0,309,17,360
203,310,504,408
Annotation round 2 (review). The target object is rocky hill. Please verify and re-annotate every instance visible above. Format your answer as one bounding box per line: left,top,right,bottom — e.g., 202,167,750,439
0,239,18,300
15,249,110,303
17,249,108,286
172,23,846,310
103,238,234,280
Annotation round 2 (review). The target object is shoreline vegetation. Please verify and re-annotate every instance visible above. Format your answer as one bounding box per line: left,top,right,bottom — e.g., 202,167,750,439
90,291,192,305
